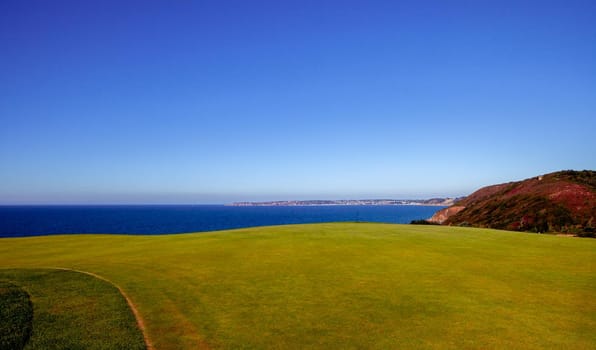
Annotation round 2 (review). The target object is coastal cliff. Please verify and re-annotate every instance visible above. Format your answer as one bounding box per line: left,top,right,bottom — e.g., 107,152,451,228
429,170,595,235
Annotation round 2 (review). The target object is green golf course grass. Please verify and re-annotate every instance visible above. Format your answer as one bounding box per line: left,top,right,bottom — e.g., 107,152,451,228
1,223,595,349
0,269,145,350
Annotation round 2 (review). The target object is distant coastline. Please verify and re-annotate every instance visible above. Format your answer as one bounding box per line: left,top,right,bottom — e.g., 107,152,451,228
228,198,461,207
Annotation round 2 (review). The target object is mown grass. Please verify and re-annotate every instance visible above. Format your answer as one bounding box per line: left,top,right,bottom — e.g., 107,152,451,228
1,223,595,349
0,269,145,350
0,280,32,350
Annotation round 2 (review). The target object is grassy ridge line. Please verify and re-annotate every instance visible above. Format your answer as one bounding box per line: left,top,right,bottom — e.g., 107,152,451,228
1,223,595,349
51,267,153,350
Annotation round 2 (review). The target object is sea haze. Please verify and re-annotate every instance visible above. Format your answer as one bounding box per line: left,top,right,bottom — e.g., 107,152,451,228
0,205,444,237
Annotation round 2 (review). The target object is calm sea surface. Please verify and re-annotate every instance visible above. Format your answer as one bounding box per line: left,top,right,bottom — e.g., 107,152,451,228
0,205,443,237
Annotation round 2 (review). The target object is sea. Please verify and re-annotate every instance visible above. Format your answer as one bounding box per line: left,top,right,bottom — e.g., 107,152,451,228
0,205,444,238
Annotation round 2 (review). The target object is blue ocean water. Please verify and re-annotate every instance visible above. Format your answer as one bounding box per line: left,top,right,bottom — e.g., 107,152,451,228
0,205,443,237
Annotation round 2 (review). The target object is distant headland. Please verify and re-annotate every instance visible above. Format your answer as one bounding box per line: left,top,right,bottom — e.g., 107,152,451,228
228,198,460,207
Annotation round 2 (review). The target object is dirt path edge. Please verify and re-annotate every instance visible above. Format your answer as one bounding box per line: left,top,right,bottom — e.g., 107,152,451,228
51,267,154,350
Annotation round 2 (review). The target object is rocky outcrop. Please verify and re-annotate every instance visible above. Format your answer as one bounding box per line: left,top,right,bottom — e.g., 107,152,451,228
428,206,465,224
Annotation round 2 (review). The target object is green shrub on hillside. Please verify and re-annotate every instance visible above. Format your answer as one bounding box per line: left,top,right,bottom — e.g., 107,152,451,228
409,219,439,225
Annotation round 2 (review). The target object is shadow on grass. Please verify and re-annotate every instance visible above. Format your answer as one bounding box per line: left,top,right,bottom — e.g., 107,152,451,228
0,269,145,350
0,280,33,350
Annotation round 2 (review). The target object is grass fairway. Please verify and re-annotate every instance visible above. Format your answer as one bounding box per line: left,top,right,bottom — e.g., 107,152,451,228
1,223,595,349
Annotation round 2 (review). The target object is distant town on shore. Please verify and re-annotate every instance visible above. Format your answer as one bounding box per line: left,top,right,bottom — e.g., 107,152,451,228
229,198,461,207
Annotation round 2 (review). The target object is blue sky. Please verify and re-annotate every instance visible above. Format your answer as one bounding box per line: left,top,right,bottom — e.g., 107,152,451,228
1,0,595,204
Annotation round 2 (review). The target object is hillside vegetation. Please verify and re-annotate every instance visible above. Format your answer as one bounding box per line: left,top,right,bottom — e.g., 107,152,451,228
1,223,595,349
430,170,595,235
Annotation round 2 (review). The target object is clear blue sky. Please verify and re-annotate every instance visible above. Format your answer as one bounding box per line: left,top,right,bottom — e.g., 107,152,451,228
1,0,595,204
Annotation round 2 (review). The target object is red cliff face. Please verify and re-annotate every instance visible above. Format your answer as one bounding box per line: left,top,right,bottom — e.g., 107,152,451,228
430,170,595,235
428,206,465,224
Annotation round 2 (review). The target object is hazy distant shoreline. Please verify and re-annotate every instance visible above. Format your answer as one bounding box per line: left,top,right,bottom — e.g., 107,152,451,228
229,198,460,207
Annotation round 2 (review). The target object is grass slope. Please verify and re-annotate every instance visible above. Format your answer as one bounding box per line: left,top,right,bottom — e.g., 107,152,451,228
1,223,595,349
0,269,145,350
